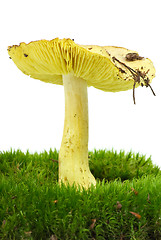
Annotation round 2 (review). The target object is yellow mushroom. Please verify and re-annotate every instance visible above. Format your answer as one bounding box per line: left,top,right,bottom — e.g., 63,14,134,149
8,38,156,189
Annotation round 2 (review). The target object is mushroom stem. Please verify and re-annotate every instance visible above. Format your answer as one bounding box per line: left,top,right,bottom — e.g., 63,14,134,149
59,73,96,189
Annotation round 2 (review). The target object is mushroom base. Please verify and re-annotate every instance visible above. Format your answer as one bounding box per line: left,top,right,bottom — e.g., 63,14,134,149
59,74,96,189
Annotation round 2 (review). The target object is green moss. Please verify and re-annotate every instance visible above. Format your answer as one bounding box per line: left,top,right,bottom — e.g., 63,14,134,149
0,149,161,240
89,149,160,181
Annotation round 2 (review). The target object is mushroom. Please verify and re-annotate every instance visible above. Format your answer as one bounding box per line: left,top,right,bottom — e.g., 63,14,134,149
8,38,156,189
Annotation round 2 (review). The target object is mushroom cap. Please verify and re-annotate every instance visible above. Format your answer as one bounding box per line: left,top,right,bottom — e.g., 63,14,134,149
8,38,155,92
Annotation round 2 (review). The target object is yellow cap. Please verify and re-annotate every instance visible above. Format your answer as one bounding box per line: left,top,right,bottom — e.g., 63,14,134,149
8,38,155,92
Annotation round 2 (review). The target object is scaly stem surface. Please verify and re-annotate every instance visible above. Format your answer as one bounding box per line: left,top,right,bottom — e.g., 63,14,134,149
59,74,96,189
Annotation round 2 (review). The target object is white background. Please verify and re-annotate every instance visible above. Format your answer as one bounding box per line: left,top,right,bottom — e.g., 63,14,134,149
0,0,161,168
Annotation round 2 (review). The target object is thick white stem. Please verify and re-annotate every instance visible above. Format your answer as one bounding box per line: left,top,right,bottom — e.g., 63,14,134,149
59,73,96,189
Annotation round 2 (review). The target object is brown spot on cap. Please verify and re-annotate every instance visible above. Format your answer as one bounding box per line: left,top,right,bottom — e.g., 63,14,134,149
125,53,144,61
119,68,126,74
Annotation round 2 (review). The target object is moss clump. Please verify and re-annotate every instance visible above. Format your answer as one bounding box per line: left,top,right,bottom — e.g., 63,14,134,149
0,149,161,240
89,149,160,181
